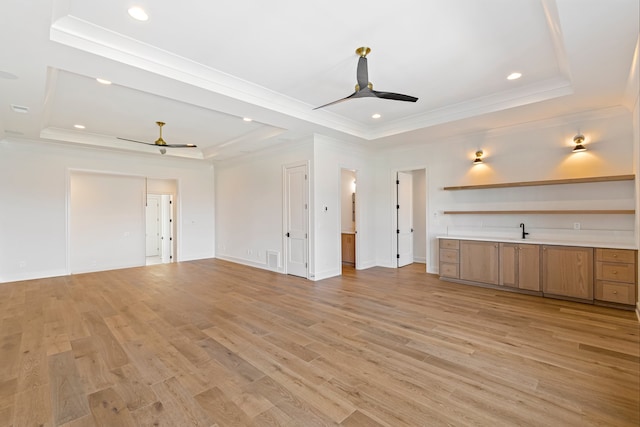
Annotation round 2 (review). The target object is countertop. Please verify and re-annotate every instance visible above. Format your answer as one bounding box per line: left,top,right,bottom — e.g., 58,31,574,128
438,235,637,250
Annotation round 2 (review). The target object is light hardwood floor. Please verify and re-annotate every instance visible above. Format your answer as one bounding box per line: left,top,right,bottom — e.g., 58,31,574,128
0,260,638,426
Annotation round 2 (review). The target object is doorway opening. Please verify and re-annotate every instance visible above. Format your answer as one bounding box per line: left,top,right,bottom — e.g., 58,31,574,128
394,168,427,269
146,179,177,266
340,169,357,271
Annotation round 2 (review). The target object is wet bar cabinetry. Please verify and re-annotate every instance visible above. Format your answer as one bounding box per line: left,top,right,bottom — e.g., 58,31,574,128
499,243,541,292
459,240,499,285
439,238,637,310
542,245,593,301
595,248,637,306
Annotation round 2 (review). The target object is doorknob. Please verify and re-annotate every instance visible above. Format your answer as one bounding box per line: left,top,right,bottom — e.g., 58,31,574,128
286,232,290,237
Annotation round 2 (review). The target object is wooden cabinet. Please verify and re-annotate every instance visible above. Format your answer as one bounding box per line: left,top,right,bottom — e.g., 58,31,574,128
499,243,541,291
341,233,355,264
439,237,635,310
542,245,593,300
439,239,459,278
460,240,499,285
594,248,637,305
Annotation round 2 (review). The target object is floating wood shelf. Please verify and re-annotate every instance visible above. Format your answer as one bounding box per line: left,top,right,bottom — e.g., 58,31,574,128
443,174,635,191
444,210,635,215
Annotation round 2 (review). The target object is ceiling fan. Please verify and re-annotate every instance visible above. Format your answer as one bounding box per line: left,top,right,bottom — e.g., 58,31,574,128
314,47,419,110
117,121,197,153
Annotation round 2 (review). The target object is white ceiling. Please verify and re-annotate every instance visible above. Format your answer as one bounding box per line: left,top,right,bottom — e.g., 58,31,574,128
0,0,638,160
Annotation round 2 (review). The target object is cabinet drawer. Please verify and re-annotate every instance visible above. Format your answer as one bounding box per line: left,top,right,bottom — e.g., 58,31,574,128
440,263,459,278
440,248,459,263
595,261,636,283
595,248,636,264
595,281,636,305
440,239,459,250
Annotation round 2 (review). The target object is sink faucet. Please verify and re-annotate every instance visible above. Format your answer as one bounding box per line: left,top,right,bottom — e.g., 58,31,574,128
520,223,529,239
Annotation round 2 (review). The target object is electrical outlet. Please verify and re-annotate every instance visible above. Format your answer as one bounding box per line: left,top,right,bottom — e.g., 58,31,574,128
18,261,26,268
573,222,581,230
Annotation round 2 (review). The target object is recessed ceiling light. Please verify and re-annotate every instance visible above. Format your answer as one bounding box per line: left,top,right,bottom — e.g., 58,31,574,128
96,78,112,85
0,70,18,80
74,124,86,129
128,7,148,21
243,117,253,122
507,72,522,80
372,113,381,119
11,104,29,114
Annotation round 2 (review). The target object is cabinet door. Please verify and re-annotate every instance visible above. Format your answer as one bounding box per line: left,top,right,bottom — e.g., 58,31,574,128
499,243,518,287
341,234,355,264
518,244,541,291
460,241,499,285
542,246,593,300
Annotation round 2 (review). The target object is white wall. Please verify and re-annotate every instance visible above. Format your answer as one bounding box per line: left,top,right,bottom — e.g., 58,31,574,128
313,134,375,279
70,171,145,273
633,76,640,315
215,139,313,272
374,107,636,273
0,138,215,282
215,135,376,281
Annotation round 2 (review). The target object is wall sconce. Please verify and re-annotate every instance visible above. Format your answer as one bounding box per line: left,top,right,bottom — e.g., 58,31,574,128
473,150,484,165
572,134,586,152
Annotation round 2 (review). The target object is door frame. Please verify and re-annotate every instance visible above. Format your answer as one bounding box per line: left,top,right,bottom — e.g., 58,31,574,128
145,192,175,264
391,166,428,270
282,161,310,278
396,170,413,268
145,194,162,257
338,167,359,270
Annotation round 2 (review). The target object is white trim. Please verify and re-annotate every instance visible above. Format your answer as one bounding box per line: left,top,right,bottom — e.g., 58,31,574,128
215,254,274,272
0,269,68,284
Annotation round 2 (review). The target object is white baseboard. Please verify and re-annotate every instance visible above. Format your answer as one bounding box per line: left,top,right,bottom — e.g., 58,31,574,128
0,268,68,283
179,252,216,262
413,257,426,264
215,254,282,273
356,260,376,270
311,268,341,281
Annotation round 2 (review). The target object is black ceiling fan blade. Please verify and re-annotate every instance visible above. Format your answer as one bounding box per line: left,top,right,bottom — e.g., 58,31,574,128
164,143,198,148
356,56,368,90
117,137,156,146
372,90,418,103
313,92,357,110
117,137,197,148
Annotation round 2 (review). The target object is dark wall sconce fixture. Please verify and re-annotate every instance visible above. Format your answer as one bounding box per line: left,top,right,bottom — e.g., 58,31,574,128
572,134,587,152
473,150,484,165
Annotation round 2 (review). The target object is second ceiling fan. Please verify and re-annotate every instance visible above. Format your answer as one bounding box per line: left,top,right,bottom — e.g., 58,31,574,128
118,121,198,152
314,47,419,110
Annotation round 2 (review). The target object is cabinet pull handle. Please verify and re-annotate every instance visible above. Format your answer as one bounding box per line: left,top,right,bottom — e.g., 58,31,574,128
613,291,618,294
613,271,618,274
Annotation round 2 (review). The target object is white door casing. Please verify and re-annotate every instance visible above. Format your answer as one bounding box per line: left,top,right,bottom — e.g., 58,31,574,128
160,194,173,263
397,171,413,267
146,195,161,256
285,164,308,278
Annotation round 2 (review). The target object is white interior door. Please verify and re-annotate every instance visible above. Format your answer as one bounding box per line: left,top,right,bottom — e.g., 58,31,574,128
145,195,160,257
285,164,308,278
397,171,413,267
